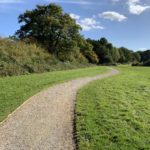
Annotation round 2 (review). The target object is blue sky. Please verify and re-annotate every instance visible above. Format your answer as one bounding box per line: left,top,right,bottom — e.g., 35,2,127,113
0,0,150,51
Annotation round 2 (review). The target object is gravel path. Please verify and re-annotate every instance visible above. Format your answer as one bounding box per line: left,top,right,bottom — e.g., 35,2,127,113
0,68,119,150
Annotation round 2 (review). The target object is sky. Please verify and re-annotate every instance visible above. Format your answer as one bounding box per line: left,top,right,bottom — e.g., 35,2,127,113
0,0,150,51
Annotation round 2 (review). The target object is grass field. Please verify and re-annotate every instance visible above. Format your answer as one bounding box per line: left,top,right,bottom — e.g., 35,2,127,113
0,66,108,122
76,66,150,150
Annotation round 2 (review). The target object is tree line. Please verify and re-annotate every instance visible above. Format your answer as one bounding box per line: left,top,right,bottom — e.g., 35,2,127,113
13,3,149,66
137,50,150,66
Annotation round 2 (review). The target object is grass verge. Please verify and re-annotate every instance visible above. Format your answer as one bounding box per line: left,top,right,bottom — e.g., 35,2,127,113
0,66,108,122
76,66,150,150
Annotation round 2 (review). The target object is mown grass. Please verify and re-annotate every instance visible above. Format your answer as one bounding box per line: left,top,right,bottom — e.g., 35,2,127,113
76,66,150,150
0,66,108,122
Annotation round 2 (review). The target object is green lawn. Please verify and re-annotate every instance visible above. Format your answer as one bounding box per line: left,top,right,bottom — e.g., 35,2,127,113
0,66,108,122
76,66,150,150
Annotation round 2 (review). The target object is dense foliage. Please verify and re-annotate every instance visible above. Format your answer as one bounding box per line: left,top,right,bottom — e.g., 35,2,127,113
0,3,149,76
14,3,141,66
15,3,98,64
138,50,150,66
0,38,92,76
87,38,140,64
13,3,149,66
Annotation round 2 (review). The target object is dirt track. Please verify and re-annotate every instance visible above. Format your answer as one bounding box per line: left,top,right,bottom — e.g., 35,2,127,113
0,68,119,150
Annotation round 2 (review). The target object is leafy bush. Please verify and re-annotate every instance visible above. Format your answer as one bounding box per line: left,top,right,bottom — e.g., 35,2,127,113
0,38,92,76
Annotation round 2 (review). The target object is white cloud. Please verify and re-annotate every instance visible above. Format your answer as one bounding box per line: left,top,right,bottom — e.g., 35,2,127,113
0,0,22,4
69,13,80,20
77,18,104,31
69,13,104,31
99,11,127,22
128,0,150,15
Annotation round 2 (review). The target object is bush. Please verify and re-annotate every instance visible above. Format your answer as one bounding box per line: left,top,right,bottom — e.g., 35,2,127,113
0,38,93,76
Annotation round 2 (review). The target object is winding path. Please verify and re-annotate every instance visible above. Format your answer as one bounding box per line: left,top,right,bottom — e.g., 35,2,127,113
0,68,119,150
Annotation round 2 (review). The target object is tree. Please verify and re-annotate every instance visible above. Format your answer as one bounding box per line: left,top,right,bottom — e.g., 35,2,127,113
15,3,81,57
111,47,120,62
87,37,138,64
132,52,141,62
91,38,114,64
118,47,132,63
99,37,108,45
118,48,126,63
79,38,98,64
138,50,150,63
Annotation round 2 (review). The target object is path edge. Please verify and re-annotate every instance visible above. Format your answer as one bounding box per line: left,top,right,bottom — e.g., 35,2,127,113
0,67,119,127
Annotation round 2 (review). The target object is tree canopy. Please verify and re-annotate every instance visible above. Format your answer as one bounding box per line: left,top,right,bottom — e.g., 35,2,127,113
87,38,140,64
14,3,145,65
15,3,99,63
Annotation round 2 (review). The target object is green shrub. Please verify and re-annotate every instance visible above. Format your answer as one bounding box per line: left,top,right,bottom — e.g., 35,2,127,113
0,38,93,76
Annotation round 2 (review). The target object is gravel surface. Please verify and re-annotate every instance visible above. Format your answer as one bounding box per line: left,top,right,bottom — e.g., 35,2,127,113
0,68,119,150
